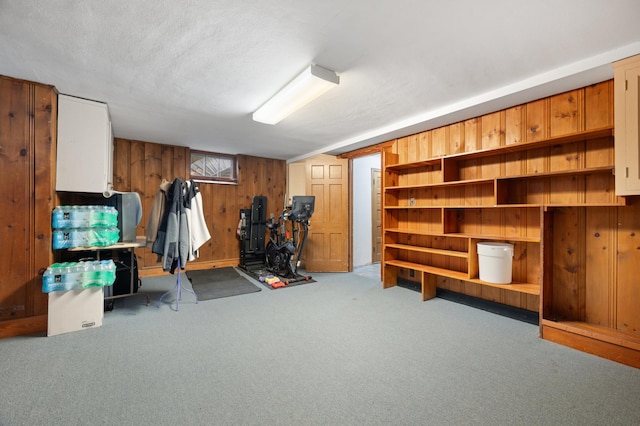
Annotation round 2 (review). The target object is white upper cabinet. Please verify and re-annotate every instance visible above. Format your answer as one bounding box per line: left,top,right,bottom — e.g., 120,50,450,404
56,94,113,194
614,55,640,195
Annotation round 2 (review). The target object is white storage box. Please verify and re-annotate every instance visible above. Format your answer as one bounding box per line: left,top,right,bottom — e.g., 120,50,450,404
48,287,104,336
477,242,514,284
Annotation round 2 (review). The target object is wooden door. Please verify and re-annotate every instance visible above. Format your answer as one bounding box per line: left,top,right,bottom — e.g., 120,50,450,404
304,155,349,272
371,168,382,263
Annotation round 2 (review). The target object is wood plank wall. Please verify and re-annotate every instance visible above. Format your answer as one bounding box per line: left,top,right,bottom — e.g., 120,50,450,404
112,138,286,274
0,75,55,337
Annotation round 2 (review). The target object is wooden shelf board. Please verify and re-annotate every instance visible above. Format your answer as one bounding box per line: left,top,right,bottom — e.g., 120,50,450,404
444,127,614,162
384,128,612,169
386,177,493,190
385,204,542,209
386,158,442,170
385,259,468,281
541,319,640,351
386,166,614,191
385,243,468,258
447,233,541,243
386,202,624,210
496,166,614,181
384,259,539,295
384,204,528,209
384,205,444,210
543,201,627,208
467,278,540,295
385,228,451,237
384,228,540,243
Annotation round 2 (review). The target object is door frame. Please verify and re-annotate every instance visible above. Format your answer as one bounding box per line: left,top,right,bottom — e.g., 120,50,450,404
342,144,389,271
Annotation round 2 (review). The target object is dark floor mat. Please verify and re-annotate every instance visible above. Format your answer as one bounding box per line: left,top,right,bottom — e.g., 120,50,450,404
186,267,261,300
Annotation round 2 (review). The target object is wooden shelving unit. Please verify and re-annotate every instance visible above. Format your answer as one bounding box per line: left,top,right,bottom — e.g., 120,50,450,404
382,127,618,297
381,80,640,368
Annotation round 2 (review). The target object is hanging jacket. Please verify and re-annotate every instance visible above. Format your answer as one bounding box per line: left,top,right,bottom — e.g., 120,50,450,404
184,179,211,261
146,179,172,247
152,178,188,273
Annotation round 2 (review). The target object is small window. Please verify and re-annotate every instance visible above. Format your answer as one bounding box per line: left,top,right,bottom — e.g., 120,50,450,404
190,150,237,184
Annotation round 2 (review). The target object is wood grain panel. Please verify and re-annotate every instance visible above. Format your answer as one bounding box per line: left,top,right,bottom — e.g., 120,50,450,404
0,76,55,335
585,81,613,130
445,122,463,155
549,89,581,137
396,136,409,163
173,146,189,179
584,137,613,168
416,132,429,160
31,85,56,317
526,147,547,175
525,99,548,142
505,105,524,145
406,133,419,164
113,138,131,190
525,241,541,291
0,78,30,321
431,127,446,158
159,144,173,182
464,118,480,152
481,111,504,150
140,142,163,269
550,207,584,321
584,207,615,327
616,201,640,334
503,150,524,179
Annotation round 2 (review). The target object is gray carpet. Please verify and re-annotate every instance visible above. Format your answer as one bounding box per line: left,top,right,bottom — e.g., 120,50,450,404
186,267,261,300
0,269,639,425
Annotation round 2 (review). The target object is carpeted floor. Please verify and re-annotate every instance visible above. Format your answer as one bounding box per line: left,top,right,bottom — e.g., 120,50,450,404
1,270,639,425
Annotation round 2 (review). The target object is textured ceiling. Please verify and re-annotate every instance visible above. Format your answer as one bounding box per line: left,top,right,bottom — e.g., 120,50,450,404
1,1,640,161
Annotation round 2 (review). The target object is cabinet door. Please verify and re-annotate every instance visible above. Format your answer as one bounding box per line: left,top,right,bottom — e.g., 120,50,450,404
56,94,113,194
614,58,640,195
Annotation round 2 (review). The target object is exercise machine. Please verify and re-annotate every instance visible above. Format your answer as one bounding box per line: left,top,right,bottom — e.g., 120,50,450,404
238,195,314,283
238,195,268,269
265,195,315,279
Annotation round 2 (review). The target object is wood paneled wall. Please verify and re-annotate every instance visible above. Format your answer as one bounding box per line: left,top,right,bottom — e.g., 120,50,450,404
546,202,640,334
0,76,56,337
112,138,286,274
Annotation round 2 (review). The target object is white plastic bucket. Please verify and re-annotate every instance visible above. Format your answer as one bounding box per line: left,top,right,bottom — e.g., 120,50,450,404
477,242,514,284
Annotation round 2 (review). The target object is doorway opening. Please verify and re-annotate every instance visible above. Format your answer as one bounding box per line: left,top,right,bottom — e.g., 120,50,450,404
352,153,381,276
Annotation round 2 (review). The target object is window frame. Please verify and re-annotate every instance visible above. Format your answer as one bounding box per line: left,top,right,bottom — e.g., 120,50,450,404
190,150,238,184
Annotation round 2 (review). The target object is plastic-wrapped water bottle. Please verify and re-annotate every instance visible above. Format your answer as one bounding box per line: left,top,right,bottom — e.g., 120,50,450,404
52,205,119,229
43,260,116,292
101,260,116,286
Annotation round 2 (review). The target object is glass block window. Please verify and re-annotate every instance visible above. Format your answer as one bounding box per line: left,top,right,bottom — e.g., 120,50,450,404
190,150,237,183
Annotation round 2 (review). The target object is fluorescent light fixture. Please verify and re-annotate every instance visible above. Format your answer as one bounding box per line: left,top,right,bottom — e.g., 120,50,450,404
253,64,340,125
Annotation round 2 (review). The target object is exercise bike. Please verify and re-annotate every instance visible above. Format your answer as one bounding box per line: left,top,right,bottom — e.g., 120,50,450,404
265,196,315,279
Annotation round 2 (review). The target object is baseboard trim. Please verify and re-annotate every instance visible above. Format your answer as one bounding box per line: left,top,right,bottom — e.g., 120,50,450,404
0,315,47,339
397,279,539,325
139,258,240,278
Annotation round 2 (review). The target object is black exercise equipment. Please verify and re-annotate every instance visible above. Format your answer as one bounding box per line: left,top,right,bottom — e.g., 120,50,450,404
238,195,314,283
238,195,268,269
265,195,315,278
